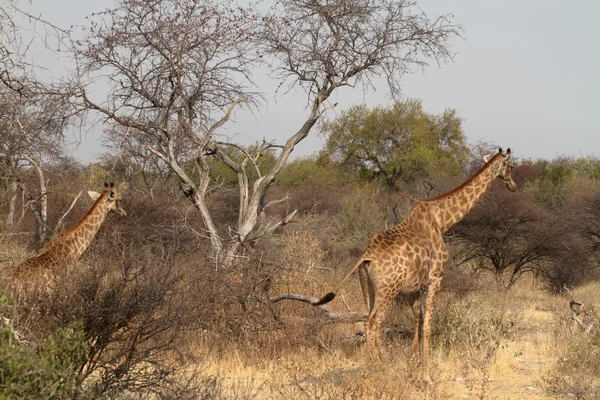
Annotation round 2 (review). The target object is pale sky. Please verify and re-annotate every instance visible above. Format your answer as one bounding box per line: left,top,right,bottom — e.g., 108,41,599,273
20,0,600,163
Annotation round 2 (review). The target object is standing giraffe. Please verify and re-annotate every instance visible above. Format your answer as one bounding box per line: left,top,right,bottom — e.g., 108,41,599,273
13,182,127,289
315,148,516,383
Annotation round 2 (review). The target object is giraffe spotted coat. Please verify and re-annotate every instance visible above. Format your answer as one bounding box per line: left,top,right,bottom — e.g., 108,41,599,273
316,148,517,383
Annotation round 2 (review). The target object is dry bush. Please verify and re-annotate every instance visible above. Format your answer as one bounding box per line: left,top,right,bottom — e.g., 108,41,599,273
2,167,87,251
432,294,518,390
281,230,326,271
335,184,385,244
440,255,484,297
14,248,198,398
277,180,349,217
206,187,240,230
263,355,411,400
273,229,328,297
268,374,401,400
545,284,600,399
188,375,261,400
9,194,210,398
206,256,336,359
545,320,600,399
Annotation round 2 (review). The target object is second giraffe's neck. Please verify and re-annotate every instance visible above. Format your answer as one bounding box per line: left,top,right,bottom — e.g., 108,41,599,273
425,156,503,233
61,193,110,259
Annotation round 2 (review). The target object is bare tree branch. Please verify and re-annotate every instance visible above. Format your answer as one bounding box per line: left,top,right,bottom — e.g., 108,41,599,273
50,190,84,238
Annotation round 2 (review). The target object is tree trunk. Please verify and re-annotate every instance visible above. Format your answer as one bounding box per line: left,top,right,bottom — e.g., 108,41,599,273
5,179,17,228
28,198,46,248
494,270,507,292
24,155,48,245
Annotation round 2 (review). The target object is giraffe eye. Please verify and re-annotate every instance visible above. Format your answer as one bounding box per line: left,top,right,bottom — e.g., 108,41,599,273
109,191,115,199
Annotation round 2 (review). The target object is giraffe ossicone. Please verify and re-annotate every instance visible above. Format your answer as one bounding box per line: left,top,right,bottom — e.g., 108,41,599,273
315,148,517,383
12,182,126,293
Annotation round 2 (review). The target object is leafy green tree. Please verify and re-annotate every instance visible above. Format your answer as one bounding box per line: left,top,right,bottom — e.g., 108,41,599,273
276,155,346,189
573,157,600,181
531,157,576,209
320,100,469,189
536,158,574,187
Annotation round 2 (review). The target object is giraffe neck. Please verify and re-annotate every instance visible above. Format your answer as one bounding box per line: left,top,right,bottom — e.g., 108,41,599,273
425,156,504,233
59,193,110,259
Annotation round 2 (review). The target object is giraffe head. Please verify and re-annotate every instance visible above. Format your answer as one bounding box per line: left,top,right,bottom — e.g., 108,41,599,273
87,182,127,216
484,148,517,192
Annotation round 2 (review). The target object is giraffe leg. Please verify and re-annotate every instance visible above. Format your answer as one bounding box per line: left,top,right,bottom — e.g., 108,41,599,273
358,264,372,312
365,296,393,364
420,280,441,385
359,263,376,344
407,291,421,357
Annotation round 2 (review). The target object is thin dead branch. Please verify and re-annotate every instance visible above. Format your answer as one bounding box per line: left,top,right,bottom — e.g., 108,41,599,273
50,190,84,238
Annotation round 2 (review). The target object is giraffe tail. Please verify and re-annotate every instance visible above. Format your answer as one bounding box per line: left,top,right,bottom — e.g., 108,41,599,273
312,258,367,307
314,292,336,305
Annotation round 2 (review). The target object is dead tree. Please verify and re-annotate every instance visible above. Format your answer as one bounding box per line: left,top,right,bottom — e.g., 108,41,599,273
0,88,74,246
0,0,69,94
0,3,75,241
75,0,460,265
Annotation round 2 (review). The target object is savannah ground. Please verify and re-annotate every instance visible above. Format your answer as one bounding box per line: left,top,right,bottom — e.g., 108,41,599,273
185,271,599,400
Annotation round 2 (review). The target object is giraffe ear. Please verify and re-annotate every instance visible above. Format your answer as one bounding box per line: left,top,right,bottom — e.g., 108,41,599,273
88,191,101,201
483,154,492,163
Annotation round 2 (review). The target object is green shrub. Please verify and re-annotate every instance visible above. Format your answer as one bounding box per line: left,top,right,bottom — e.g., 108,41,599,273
277,156,343,189
0,321,89,399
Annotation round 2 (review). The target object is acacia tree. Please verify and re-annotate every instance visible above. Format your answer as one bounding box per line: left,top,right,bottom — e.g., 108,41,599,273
75,0,460,264
452,182,589,291
320,100,469,189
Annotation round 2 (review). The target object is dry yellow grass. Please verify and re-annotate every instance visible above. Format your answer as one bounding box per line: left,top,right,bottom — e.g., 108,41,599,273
188,274,599,400
4,235,598,399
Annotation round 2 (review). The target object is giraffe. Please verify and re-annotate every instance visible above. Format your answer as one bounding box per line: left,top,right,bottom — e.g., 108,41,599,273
315,148,516,383
12,182,127,292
